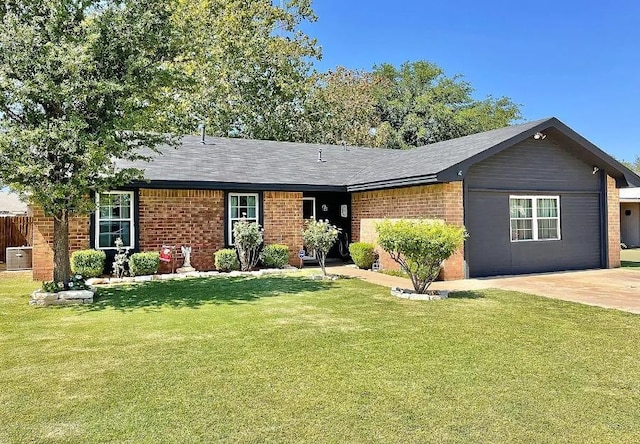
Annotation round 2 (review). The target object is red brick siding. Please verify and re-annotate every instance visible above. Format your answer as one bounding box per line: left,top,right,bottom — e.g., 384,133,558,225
607,175,621,268
30,206,90,281
262,192,304,265
351,182,465,280
138,189,224,272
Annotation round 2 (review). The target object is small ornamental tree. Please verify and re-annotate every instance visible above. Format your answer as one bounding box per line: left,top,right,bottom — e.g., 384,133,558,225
233,220,263,271
302,219,339,276
376,219,467,294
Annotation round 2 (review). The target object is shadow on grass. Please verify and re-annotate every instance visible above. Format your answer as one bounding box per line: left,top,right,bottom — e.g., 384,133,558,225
448,290,485,300
621,261,640,269
79,276,333,312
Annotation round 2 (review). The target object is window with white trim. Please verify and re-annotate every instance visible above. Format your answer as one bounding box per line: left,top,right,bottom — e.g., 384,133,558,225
228,193,259,244
510,196,560,242
95,191,135,249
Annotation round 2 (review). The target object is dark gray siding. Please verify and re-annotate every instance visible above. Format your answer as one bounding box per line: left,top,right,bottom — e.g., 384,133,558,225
465,138,604,277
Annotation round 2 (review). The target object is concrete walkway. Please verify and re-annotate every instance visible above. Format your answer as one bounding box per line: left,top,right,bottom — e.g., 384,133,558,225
329,265,640,314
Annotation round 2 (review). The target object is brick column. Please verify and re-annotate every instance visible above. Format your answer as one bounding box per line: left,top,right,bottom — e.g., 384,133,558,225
607,175,621,268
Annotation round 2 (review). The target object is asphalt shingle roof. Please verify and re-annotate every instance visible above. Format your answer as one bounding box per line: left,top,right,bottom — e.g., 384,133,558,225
118,137,400,187
117,117,640,190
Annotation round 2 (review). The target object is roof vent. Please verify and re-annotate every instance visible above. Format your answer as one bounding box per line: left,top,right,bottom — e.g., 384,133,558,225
317,148,325,162
199,124,206,144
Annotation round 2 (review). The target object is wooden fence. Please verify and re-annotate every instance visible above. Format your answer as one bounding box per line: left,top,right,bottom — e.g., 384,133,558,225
0,216,32,263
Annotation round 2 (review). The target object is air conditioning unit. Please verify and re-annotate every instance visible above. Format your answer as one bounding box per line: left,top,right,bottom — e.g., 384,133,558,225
6,246,32,271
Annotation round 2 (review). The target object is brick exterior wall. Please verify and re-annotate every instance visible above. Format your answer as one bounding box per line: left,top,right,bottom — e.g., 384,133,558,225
607,175,621,268
30,206,91,281
31,189,307,279
138,189,225,272
262,192,304,264
351,182,465,280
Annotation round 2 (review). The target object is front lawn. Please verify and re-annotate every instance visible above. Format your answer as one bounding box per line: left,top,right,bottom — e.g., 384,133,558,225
621,248,640,268
1,272,640,443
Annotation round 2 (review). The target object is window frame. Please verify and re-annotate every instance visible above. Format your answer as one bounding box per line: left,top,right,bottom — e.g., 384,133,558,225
227,192,260,245
509,195,561,242
94,191,136,250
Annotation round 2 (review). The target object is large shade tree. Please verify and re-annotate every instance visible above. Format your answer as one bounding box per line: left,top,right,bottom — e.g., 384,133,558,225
373,61,521,148
0,0,183,283
172,0,320,140
297,61,521,149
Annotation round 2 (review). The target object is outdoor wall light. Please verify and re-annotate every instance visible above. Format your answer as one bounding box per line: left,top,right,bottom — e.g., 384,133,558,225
533,132,547,140
592,166,600,175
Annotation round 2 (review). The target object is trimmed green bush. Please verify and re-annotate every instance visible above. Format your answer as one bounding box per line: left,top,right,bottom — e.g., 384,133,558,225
129,252,160,276
376,219,467,294
348,242,377,269
70,249,106,278
260,244,290,268
214,248,240,272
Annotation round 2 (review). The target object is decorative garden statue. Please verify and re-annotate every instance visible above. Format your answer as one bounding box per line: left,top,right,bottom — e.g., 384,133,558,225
181,246,192,268
177,245,195,273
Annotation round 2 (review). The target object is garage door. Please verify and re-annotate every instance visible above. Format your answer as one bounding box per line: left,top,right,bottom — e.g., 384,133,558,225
466,191,602,277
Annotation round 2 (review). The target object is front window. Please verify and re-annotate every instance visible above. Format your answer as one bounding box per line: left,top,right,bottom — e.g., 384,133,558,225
510,196,560,242
228,193,259,244
96,191,135,249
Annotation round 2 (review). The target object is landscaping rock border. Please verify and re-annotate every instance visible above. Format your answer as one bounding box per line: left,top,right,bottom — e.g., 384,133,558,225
391,287,449,301
85,267,299,287
30,289,95,307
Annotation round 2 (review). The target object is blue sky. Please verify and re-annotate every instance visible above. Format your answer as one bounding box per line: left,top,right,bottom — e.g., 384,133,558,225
301,0,640,161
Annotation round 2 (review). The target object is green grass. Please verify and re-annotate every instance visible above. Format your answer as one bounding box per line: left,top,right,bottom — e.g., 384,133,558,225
621,248,640,268
2,272,640,443
378,268,409,278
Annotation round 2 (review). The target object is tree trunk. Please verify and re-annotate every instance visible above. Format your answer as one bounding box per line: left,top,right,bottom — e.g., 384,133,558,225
53,210,71,283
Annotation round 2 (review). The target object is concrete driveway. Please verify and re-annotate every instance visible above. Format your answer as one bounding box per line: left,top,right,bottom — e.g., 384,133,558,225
473,269,640,314
331,266,640,314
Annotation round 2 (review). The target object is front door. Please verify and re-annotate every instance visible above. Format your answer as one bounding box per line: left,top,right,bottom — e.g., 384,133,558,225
302,197,316,260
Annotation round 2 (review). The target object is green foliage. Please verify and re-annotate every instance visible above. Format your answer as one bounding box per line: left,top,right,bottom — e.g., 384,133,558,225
302,219,339,276
70,249,106,278
297,61,521,149
233,220,263,271
376,219,467,293
172,0,320,140
129,252,160,277
260,244,290,269
0,0,182,282
620,155,640,173
348,242,378,269
214,248,240,272
371,61,521,148
41,274,87,293
41,280,64,293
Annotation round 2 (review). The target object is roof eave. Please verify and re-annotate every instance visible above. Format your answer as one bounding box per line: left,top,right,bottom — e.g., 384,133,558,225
346,174,440,192
128,180,348,193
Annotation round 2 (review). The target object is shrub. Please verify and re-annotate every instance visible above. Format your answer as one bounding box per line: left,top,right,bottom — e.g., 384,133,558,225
233,220,263,271
302,219,340,276
70,249,106,278
129,252,160,276
376,219,467,294
349,242,377,269
260,244,290,268
214,248,240,272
